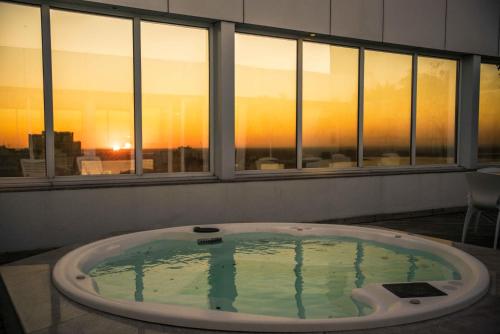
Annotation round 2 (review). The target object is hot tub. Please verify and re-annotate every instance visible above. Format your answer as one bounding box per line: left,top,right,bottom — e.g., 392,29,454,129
52,223,489,332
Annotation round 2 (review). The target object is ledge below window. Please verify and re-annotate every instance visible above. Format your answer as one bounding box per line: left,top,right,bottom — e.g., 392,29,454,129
0,165,475,193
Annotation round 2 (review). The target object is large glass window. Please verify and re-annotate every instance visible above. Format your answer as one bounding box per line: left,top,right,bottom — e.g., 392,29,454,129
141,21,209,174
0,2,45,177
363,50,412,167
478,63,500,163
235,33,296,171
51,10,134,176
416,57,457,165
302,42,358,169
0,8,469,182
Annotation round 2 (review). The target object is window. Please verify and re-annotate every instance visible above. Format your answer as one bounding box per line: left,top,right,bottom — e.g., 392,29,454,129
0,2,44,177
416,57,457,165
0,7,467,185
51,10,134,176
302,42,358,169
478,63,500,163
235,33,297,171
363,50,412,167
141,21,209,174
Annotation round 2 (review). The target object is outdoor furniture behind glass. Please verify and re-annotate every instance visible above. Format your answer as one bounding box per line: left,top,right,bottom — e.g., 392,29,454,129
462,171,500,249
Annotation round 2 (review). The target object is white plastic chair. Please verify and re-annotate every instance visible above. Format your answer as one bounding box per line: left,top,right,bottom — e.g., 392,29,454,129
378,153,400,166
477,167,500,175
20,159,46,177
77,156,104,175
461,172,500,249
143,159,154,171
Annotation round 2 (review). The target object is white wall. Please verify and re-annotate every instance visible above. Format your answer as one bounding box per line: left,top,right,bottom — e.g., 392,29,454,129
0,172,467,252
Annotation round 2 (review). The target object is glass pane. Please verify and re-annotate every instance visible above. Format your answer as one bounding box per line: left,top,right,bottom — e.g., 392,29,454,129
416,57,457,165
302,42,358,169
235,33,296,171
478,63,500,163
363,50,412,167
141,22,209,173
0,2,45,177
51,10,134,176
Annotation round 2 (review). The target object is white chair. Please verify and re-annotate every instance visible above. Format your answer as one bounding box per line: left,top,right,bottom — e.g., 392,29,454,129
255,157,284,170
477,167,500,175
20,159,46,177
77,156,104,175
378,153,400,166
461,172,500,249
143,159,154,171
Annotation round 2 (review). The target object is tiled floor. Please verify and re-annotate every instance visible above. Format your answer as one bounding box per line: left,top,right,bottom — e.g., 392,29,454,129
363,210,500,249
1,211,500,334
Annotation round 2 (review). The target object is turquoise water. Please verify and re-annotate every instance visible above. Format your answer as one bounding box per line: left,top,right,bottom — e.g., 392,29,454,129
88,232,461,319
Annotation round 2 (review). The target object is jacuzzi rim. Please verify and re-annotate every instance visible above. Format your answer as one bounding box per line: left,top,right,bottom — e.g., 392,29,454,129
52,223,490,332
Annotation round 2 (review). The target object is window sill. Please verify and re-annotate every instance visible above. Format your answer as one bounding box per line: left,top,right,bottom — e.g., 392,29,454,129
232,165,470,182
0,174,218,192
477,162,500,167
0,165,473,192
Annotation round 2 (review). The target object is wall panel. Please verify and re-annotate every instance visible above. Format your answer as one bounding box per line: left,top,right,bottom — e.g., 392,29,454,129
244,0,330,34
384,0,446,49
0,173,468,252
446,0,500,56
81,0,167,12
169,0,243,22
331,0,383,41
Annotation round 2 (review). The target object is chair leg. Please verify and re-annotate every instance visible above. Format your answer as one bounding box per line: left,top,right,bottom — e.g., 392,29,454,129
462,205,476,244
494,210,500,249
473,211,482,233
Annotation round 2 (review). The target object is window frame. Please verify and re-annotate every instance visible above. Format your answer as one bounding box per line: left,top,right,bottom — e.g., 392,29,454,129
300,41,360,171
477,60,500,167
234,26,462,177
413,54,460,166
0,0,471,191
0,1,46,180
0,0,215,185
138,18,213,176
360,47,414,169
234,31,299,173
49,8,137,178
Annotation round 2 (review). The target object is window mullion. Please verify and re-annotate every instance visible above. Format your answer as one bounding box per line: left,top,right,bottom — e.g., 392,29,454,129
209,26,215,174
357,47,365,168
214,22,235,179
41,4,55,179
296,39,303,170
133,17,143,176
458,55,480,168
410,53,418,166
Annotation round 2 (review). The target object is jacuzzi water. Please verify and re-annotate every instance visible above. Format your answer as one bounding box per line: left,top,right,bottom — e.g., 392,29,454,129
53,223,490,332
88,232,460,320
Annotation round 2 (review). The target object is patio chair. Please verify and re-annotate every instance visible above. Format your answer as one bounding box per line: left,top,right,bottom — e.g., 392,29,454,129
77,156,104,175
20,159,46,177
378,153,400,166
478,167,500,175
461,172,500,249
143,159,154,171
255,157,284,170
